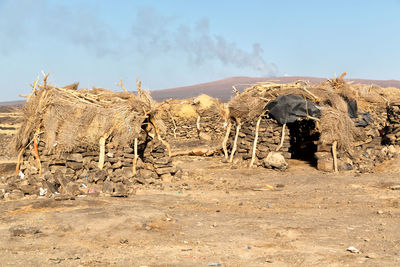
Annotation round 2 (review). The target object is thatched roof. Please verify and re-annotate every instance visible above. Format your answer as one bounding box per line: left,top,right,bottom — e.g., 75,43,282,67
15,80,163,154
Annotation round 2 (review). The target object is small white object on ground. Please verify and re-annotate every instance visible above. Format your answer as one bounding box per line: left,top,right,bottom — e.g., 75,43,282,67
346,246,360,254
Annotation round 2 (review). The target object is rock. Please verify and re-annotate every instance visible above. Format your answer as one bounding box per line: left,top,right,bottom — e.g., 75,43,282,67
193,148,208,156
111,161,123,169
114,182,127,195
199,132,212,141
138,169,156,180
7,190,24,200
346,246,360,254
10,226,41,237
90,170,107,183
66,161,83,170
102,181,113,194
50,165,67,174
263,152,288,170
391,185,400,190
42,180,58,194
160,173,173,183
120,167,134,178
173,167,183,179
153,157,171,165
106,152,114,158
155,166,177,175
65,153,83,162
19,184,39,195
64,182,81,196
317,158,334,172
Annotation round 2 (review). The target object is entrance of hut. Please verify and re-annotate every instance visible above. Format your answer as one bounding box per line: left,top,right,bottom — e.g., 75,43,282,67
287,119,320,166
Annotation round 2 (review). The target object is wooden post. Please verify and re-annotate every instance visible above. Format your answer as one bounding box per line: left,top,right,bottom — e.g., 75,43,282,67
332,141,338,172
222,120,232,160
132,138,138,175
16,147,25,175
250,116,262,167
98,136,106,169
33,133,42,175
275,123,286,152
229,119,242,163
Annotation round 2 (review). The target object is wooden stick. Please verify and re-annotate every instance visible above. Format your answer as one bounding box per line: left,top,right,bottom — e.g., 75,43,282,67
98,136,106,169
301,87,320,102
167,111,177,138
250,116,262,167
27,76,40,102
132,138,138,175
275,123,286,152
229,119,241,163
196,115,201,132
118,79,128,93
222,120,232,159
150,117,171,157
42,72,49,89
16,147,25,175
33,131,42,175
332,141,338,172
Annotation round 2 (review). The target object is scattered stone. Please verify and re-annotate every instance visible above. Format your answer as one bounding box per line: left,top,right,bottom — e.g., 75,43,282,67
263,152,288,170
10,226,41,237
346,246,360,254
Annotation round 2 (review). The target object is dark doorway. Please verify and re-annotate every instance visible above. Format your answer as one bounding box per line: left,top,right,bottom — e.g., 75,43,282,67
287,120,320,166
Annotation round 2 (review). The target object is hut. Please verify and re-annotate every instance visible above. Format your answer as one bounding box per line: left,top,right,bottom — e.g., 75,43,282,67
158,94,228,154
11,76,180,199
224,73,399,172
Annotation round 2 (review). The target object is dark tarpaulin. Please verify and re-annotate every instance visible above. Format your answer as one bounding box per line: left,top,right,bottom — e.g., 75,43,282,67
266,94,321,125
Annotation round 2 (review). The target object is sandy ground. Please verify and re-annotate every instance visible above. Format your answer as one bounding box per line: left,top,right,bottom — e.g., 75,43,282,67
1,155,400,266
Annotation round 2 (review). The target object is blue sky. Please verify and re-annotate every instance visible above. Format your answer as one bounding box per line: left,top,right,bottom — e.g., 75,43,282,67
0,0,399,101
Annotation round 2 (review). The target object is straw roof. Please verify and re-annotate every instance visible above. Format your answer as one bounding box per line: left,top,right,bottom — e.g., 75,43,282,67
15,79,163,154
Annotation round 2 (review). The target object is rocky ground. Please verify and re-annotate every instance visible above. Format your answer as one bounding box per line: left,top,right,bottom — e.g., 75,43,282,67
1,156,400,266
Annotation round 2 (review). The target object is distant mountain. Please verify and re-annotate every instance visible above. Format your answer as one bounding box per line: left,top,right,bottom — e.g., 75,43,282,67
2,76,400,106
150,76,400,102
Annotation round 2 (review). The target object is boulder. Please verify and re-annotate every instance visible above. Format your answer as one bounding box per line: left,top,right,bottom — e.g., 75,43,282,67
263,152,288,170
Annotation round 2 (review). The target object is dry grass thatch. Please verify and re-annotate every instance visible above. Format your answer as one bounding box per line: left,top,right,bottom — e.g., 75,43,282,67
159,95,227,120
15,76,164,154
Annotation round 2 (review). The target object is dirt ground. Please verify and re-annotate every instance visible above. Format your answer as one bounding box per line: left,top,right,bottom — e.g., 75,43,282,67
1,154,400,266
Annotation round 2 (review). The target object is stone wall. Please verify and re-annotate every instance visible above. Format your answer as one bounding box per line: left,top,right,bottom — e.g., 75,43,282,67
3,136,180,200
228,117,291,166
161,113,226,150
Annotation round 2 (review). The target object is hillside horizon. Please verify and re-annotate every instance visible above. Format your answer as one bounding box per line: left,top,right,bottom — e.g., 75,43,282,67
1,75,400,105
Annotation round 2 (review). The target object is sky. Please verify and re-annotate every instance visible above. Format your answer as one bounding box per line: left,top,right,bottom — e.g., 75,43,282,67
0,0,399,101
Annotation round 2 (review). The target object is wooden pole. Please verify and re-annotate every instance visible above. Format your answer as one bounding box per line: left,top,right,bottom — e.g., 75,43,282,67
98,136,106,169
229,119,241,163
196,115,201,137
250,116,262,167
132,138,138,175
275,123,286,152
332,141,338,172
222,120,232,160
16,147,25,175
33,132,42,175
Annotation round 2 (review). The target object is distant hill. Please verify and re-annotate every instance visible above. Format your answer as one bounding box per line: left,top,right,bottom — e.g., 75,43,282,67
150,76,400,102
2,76,400,106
